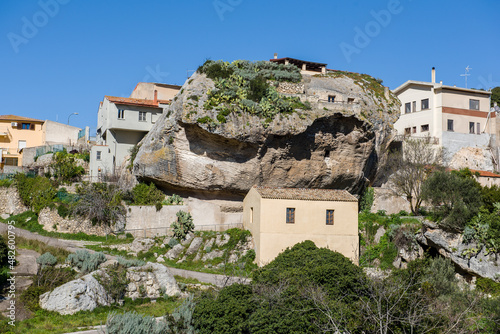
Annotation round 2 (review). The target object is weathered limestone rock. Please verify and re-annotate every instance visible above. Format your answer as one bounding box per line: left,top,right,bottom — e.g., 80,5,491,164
166,244,185,260
39,270,112,315
38,208,113,236
448,147,495,172
185,237,203,255
374,226,386,244
421,221,500,281
0,187,27,215
216,234,230,247
181,233,194,246
129,238,155,253
202,250,224,261
126,262,180,299
133,70,400,197
204,238,215,251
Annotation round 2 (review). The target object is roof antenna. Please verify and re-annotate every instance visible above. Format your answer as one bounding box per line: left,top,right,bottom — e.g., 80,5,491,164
460,66,471,88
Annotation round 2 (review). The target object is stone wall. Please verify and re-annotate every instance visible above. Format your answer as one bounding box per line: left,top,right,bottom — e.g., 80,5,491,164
274,81,305,94
124,197,243,237
0,187,28,215
38,208,113,236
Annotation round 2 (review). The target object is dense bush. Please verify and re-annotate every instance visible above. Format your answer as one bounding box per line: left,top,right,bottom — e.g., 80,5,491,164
131,182,165,206
197,59,309,124
106,311,169,334
171,211,194,240
94,263,129,302
36,252,57,268
422,170,483,231
72,182,125,225
49,150,85,184
14,174,56,214
359,186,374,212
66,250,106,273
116,256,145,268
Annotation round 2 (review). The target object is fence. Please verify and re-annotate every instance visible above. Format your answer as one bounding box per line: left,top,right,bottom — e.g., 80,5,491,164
34,144,65,159
113,222,244,238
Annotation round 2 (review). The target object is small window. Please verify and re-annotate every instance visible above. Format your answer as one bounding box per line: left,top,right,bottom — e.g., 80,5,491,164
421,124,429,132
118,109,125,119
250,207,253,224
477,122,481,134
447,119,454,131
21,123,32,130
139,111,146,122
326,210,334,225
96,151,102,161
405,102,411,114
286,208,295,224
412,101,416,112
412,126,416,134
470,99,480,110
421,98,429,110
404,127,411,135
328,95,335,102
347,98,355,104
469,122,475,134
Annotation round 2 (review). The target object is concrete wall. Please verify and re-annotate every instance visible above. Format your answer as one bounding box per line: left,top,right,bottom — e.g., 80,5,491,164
243,188,358,266
129,83,181,101
124,197,243,237
43,121,81,146
442,132,494,164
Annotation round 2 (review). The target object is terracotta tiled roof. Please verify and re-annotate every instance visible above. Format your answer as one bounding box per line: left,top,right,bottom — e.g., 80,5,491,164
105,96,166,108
469,169,500,178
253,186,358,202
0,114,44,123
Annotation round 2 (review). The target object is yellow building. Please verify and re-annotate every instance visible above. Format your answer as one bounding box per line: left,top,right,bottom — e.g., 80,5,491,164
243,186,359,266
0,115,45,167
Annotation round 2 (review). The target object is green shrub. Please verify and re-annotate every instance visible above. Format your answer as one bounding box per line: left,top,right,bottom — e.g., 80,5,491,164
164,194,183,205
106,311,169,334
127,144,141,171
0,178,13,187
94,264,129,302
168,238,180,248
116,256,145,268
72,182,126,225
171,211,194,240
0,235,8,267
66,250,106,273
360,187,374,212
132,183,165,206
14,174,56,214
164,294,197,334
36,252,57,268
49,150,85,184
476,277,500,296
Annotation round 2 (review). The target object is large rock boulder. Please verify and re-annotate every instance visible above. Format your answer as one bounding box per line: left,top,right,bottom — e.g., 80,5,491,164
39,270,112,315
133,65,400,197
420,221,500,281
126,262,181,299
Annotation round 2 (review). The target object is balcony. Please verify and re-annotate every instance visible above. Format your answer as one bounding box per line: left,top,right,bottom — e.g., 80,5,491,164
0,127,11,139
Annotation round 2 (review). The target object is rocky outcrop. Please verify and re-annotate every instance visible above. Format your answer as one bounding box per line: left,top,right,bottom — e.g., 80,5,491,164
39,270,112,315
40,263,180,314
448,147,495,172
133,69,400,198
38,208,113,236
420,221,500,281
0,187,27,215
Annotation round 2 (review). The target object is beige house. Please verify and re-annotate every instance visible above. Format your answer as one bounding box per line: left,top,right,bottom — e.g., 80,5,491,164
0,115,45,168
393,68,495,168
243,186,359,266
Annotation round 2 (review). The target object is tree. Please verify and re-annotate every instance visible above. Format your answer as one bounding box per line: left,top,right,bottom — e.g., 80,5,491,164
49,150,85,184
491,86,500,107
385,138,442,214
421,170,483,231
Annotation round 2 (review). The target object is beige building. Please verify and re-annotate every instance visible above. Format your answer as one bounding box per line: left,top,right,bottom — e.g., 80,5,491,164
393,68,495,168
0,115,45,168
243,186,359,266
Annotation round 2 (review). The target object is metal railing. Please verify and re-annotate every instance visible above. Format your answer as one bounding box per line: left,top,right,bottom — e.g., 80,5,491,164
112,222,244,238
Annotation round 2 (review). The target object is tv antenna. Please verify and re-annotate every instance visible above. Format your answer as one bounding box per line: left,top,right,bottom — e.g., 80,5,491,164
460,66,472,88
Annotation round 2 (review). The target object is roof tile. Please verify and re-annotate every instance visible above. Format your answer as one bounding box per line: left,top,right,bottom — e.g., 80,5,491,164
253,186,358,202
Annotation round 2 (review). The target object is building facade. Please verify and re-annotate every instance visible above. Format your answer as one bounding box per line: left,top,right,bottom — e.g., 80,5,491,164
243,186,359,266
393,68,494,167
0,115,45,168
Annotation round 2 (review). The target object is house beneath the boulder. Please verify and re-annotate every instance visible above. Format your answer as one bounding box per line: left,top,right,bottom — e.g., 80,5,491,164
243,186,359,266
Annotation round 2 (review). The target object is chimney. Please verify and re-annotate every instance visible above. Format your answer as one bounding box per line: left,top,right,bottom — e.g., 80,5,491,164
431,67,436,83
274,53,278,59
154,90,158,104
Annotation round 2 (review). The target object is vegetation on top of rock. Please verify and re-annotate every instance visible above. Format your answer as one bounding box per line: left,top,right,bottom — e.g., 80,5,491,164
130,182,165,207
14,173,57,214
49,150,86,184
197,59,310,124
66,250,107,273
171,211,194,240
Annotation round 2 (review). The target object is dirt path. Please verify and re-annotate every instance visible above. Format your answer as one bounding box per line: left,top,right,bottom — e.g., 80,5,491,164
0,222,250,287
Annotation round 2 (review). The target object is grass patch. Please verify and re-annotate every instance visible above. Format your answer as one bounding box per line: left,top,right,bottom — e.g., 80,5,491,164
6,234,70,263
0,298,182,334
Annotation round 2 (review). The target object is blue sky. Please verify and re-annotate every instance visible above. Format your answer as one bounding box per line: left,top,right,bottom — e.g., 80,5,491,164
1,0,499,133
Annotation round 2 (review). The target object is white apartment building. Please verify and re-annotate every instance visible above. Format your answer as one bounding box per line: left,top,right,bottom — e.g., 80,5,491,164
393,68,494,167
90,83,181,180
